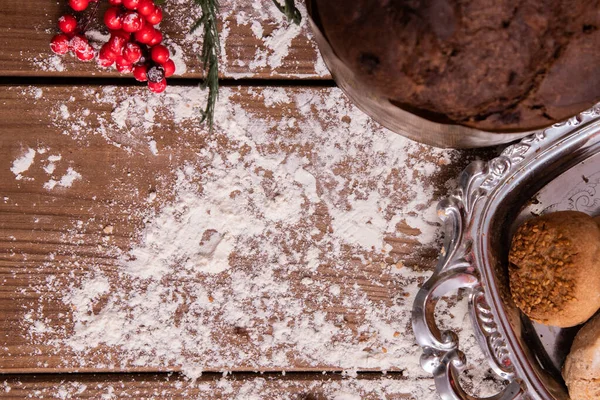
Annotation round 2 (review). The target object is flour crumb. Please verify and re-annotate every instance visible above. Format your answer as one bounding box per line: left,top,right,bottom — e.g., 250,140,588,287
11,148,36,180
149,140,158,155
43,163,56,175
44,167,81,190
60,104,70,120
251,20,264,38
43,154,62,175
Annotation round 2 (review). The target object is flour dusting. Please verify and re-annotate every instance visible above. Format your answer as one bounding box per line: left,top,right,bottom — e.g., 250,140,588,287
8,84,501,399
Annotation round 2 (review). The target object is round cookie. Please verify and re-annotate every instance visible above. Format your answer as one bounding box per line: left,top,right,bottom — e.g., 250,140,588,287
563,313,600,400
508,211,600,327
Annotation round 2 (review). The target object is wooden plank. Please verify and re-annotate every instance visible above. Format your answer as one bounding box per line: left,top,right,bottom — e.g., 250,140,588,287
0,0,329,79
0,373,423,399
0,84,481,375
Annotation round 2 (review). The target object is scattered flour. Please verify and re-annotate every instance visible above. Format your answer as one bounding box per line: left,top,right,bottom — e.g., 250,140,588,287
11,83,499,399
9,145,81,190
219,1,327,78
43,167,82,190
10,148,36,180
148,139,158,155
245,3,306,71
30,55,65,72
43,164,56,175
84,29,110,44
0,374,460,399
43,155,62,175
59,104,70,120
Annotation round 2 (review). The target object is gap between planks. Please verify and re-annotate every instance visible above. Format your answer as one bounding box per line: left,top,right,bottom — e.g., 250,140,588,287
0,371,426,399
0,76,337,88
0,371,405,378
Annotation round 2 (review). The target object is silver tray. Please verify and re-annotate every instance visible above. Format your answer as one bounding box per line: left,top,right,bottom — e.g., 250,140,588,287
412,106,600,399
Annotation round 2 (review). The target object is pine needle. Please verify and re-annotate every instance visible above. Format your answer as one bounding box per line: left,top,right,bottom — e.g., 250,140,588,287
190,0,298,131
192,0,220,132
271,0,301,25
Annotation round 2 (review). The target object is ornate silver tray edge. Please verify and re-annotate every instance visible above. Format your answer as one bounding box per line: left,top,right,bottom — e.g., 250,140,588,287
411,106,600,400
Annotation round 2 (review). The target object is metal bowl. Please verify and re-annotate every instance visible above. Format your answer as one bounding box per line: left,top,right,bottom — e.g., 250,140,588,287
306,2,534,149
412,105,600,399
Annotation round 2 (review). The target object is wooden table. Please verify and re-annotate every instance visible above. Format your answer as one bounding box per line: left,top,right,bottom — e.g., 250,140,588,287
0,1,498,398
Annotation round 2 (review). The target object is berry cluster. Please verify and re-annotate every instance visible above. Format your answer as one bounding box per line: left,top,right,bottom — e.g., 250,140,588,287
50,0,175,93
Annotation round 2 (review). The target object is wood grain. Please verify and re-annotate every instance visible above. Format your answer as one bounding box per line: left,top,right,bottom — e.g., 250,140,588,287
0,373,421,399
0,0,329,79
0,84,477,375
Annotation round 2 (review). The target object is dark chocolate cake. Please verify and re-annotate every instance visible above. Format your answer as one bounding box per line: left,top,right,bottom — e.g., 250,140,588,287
314,0,600,131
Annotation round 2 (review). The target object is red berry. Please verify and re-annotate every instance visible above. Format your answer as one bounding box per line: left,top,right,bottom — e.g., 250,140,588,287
50,34,70,55
145,7,162,25
122,0,140,10
162,59,175,77
58,15,78,34
133,64,148,81
122,11,144,32
108,0,122,4
99,43,118,61
69,0,89,11
134,25,155,44
116,57,133,73
75,44,95,61
69,35,89,52
137,0,155,16
123,42,142,63
111,30,131,40
148,79,167,93
147,64,165,82
104,7,122,30
98,56,114,67
150,45,169,64
148,29,162,46
117,64,133,73
107,34,128,54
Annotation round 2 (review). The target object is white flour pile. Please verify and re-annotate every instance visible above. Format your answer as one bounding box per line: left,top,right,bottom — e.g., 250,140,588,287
8,84,502,399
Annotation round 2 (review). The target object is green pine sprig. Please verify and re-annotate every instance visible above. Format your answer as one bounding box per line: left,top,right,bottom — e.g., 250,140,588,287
191,0,220,132
190,0,299,132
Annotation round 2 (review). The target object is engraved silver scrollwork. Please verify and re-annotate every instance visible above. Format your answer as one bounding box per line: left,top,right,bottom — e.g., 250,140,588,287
412,156,524,400
471,287,513,378
564,171,600,214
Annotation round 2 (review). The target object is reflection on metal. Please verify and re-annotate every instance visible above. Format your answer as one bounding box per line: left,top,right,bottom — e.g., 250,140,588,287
412,105,600,399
